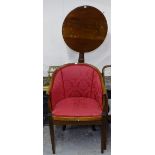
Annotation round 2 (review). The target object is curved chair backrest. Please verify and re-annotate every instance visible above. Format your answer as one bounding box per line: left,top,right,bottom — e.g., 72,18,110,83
49,63,104,109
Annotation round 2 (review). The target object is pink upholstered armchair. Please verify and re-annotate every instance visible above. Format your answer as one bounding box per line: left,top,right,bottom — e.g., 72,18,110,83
48,63,108,154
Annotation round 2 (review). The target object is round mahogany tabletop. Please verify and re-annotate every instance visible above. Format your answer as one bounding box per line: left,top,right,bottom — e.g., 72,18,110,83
62,5,108,53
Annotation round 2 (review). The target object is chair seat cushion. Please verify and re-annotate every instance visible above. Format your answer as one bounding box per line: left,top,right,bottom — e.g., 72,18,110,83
52,97,102,117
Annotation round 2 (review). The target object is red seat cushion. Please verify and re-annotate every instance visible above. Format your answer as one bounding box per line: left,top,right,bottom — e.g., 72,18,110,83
52,97,102,117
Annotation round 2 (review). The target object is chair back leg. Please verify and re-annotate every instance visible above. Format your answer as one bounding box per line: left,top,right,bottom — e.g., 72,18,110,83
62,125,66,131
103,120,107,150
92,125,96,131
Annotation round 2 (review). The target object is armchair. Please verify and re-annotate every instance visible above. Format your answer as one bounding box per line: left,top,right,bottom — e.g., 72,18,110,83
48,63,108,154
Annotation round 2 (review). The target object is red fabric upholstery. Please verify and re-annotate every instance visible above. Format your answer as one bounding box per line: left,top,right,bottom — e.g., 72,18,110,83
50,64,103,117
52,97,102,117
51,70,65,108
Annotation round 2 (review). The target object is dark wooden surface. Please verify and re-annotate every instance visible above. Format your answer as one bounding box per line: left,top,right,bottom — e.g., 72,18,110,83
62,6,108,53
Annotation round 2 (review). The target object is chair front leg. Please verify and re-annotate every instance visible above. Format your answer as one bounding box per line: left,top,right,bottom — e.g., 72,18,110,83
101,116,108,153
102,94,108,151
49,116,56,154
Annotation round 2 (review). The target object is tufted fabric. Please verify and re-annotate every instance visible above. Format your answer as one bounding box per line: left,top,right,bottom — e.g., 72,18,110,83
50,64,103,117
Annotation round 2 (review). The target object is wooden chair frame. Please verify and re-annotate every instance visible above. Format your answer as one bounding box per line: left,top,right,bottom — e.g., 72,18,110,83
47,63,108,154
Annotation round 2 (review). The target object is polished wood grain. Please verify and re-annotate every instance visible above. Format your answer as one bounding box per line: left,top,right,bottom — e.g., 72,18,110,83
53,116,102,121
62,6,108,63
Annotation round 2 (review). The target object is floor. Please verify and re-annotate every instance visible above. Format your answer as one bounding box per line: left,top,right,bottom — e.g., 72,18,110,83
43,124,111,155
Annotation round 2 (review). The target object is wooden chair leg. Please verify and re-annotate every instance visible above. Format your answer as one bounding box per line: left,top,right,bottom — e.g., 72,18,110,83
49,118,56,154
62,125,66,131
101,123,104,153
92,125,96,131
103,120,107,150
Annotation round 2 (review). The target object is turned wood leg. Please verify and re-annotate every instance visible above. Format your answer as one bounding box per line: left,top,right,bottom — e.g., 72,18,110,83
49,117,56,154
